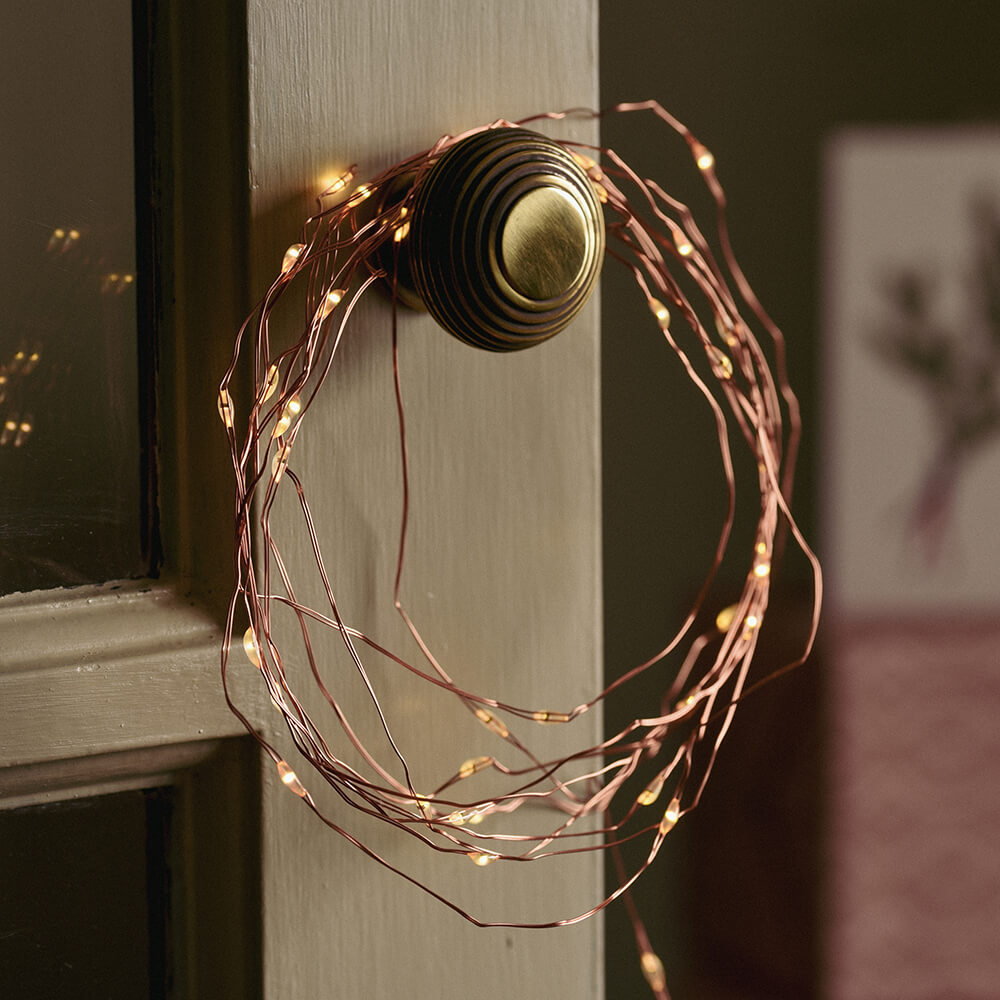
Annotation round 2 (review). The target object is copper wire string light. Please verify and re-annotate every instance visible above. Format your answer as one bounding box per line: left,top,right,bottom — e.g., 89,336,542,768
218,101,822,999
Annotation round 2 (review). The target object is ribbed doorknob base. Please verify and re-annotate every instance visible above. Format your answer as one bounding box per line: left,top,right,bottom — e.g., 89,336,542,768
387,128,605,351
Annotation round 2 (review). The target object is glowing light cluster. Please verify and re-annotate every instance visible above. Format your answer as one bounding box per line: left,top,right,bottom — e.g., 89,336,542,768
217,102,821,1000
47,227,80,254
101,272,135,294
271,393,302,438
1,344,43,447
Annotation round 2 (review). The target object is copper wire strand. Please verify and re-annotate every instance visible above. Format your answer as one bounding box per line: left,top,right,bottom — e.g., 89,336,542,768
218,102,822,991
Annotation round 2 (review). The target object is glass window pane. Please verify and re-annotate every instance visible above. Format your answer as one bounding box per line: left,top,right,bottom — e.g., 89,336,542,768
0,788,174,996
0,0,148,593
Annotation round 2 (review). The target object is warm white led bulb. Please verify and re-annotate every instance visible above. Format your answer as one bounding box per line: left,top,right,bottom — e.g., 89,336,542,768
531,710,570,723
281,243,306,275
640,951,667,993
708,345,734,380
474,709,509,739
260,364,280,403
458,756,493,779
638,776,664,807
659,798,681,835
715,604,738,632
322,169,354,196
272,442,291,483
276,760,307,798
693,142,715,171
217,388,235,429
648,298,670,328
467,851,498,867
14,417,33,447
317,288,345,322
348,183,373,206
243,627,262,668
272,394,302,438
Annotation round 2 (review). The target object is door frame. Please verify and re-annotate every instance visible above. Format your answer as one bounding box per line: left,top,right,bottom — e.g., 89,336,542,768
0,3,262,993
1,2,604,997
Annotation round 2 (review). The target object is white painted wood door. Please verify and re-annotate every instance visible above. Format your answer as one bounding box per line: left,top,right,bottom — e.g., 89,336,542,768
1,2,602,997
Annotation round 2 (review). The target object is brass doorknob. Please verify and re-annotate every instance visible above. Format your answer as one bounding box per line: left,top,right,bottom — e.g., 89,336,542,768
387,128,605,351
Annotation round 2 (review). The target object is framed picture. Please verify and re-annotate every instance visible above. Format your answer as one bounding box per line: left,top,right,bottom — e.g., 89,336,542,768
823,128,1000,999
823,128,1000,613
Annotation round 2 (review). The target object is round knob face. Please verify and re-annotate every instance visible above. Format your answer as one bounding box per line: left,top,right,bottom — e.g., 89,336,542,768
499,186,592,301
406,128,605,351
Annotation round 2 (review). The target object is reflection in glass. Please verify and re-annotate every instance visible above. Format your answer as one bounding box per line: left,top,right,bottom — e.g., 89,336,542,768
0,0,147,593
0,788,174,995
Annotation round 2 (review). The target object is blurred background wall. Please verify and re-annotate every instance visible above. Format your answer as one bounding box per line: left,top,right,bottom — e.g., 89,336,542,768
599,3,1000,997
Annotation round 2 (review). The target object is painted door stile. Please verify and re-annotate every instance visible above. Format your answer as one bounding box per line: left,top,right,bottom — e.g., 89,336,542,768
245,1,602,997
